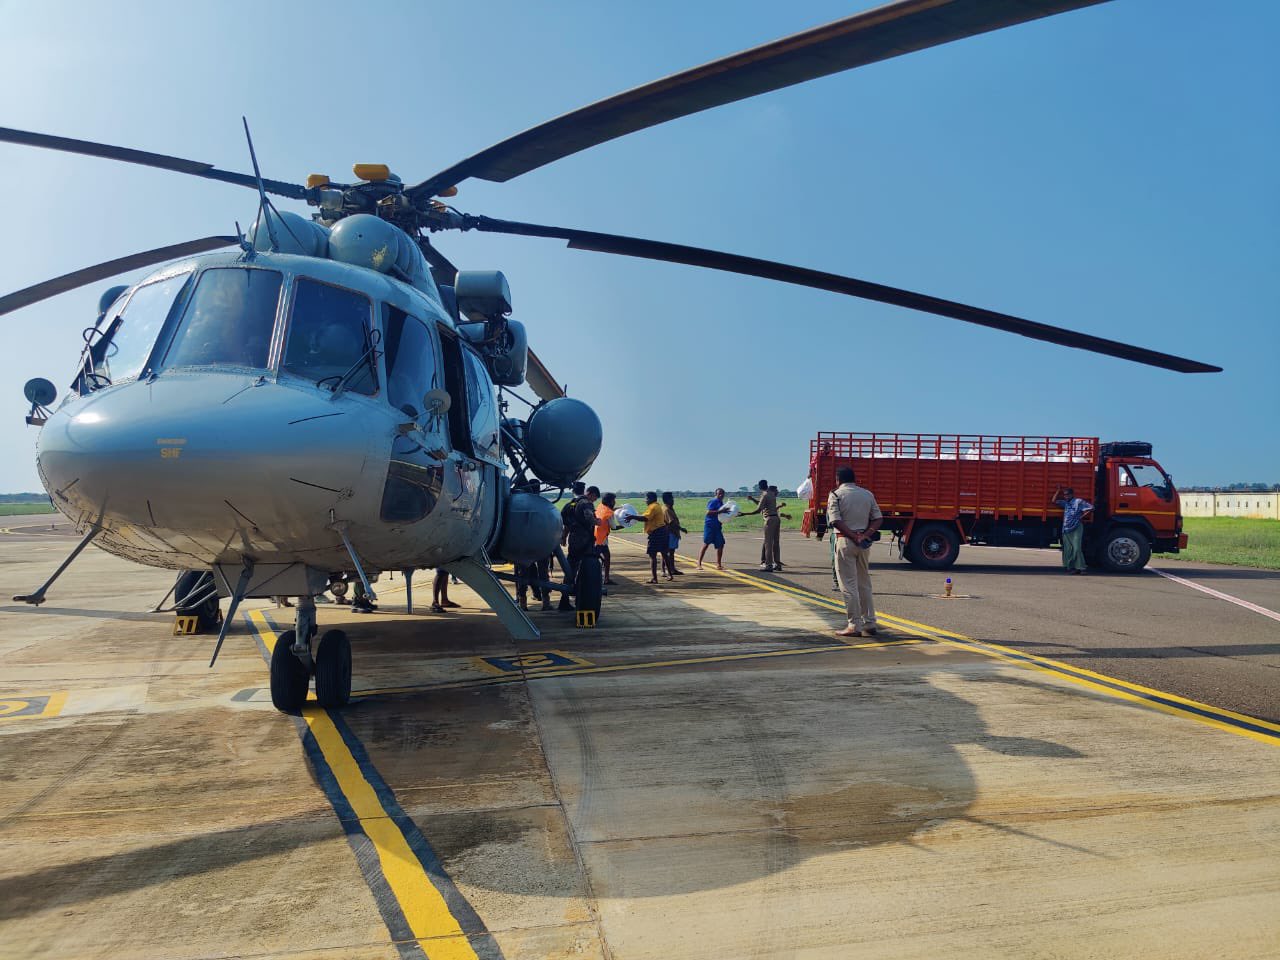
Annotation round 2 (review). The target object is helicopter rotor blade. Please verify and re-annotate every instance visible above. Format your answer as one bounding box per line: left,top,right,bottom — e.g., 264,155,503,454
0,236,239,317
0,127,309,200
463,216,1220,374
524,348,565,401
407,0,1110,198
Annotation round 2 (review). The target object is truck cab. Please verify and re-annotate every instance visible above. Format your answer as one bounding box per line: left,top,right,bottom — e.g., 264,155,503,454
1091,442,1185,571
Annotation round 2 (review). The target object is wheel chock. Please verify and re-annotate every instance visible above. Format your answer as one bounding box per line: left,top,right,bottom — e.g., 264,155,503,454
173,615,200,636
575,610,597,628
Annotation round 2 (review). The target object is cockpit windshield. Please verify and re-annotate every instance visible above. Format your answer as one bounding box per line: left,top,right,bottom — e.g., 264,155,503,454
161,268,282,370
98,272,190,383
280,278,377,395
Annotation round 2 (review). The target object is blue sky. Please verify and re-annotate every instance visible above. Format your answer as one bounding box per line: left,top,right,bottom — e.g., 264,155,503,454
1,0,1276,494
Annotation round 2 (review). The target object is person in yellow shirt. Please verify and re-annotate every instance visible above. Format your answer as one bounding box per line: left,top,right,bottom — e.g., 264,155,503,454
640,491,666,584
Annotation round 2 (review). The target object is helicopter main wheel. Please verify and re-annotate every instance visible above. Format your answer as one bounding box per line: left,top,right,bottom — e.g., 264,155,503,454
174,570,222,632
314,629,352,708
270,629,309,713
575,554,604,621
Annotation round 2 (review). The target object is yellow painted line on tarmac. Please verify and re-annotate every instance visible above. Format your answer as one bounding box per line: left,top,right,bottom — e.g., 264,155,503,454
248,610,481,960
617,537,1280,746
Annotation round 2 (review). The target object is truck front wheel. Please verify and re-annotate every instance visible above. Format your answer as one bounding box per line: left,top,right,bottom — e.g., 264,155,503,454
1099,528,1151,573
907,523,961,569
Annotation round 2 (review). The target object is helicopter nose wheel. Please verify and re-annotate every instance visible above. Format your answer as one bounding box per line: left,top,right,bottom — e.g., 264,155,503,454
267,597,352,712
269,629,309,712
315,629,352,708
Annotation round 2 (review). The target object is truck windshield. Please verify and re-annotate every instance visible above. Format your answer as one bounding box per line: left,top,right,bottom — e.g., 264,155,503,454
161,268,282,370
1123,463,1172,500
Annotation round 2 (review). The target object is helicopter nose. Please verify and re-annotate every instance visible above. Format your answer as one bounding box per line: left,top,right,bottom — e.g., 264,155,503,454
39,375,387,538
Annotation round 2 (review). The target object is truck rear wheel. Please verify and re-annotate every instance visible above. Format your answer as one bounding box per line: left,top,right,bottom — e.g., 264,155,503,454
1099,528,1151,573
907,523,960,569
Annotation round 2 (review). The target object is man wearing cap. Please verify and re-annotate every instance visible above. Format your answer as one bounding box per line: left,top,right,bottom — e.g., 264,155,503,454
827,465,882,637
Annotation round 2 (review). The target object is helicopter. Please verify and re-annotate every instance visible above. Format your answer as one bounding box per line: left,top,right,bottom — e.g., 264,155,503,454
2,0,1220,715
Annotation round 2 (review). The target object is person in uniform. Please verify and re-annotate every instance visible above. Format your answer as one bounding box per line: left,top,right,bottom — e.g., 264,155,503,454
742,480,784,571
559,482,600,611
827,465,883,637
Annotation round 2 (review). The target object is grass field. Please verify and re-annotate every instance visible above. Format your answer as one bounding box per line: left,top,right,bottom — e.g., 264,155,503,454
0,503,55,516
1159,517,1280,570
615,496,809,535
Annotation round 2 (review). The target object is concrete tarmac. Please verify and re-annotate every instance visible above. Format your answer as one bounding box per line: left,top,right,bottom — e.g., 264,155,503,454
1,516,1278,959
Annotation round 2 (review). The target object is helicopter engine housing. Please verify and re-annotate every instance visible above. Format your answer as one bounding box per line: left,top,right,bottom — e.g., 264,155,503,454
496,491,563,563
522,397,602,487
328,214,424,282
249,209,329,257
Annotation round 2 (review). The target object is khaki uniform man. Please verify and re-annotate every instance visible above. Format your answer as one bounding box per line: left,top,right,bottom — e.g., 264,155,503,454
743,480,782,571
827,466,882,637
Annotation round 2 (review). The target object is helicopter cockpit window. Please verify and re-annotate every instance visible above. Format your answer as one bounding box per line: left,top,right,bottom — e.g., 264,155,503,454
281,278,376,395
161,268,282,370
463,349,501,461
383,306,437,418
99,272,190,384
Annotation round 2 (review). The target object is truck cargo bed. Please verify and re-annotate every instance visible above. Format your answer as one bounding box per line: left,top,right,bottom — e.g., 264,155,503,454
811,432,1098,522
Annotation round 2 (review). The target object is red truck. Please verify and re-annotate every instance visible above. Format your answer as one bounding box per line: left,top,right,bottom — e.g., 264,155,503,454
805,432,1187,573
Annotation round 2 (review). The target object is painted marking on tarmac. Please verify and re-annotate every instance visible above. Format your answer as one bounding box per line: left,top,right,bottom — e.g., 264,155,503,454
0,692,67,722
1150,567,1280,624
355,638,920,698
621,538,1280,747
247,610,494,960
231,638,919,702
474,650,592,674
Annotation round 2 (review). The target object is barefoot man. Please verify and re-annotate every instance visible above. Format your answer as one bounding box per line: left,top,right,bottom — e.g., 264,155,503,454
697,488,731,570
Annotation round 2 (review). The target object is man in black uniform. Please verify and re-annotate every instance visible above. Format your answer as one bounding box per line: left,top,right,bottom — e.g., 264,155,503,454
559,482,600,611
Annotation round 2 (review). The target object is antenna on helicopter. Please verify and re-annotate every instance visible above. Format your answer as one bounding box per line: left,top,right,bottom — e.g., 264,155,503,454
241,117,278,251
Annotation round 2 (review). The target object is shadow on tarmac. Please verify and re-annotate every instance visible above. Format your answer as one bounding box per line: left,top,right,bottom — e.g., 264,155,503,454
0,561,1108,920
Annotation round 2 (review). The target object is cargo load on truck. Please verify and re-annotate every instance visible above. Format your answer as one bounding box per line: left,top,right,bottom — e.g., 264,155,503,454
804,432,1186,572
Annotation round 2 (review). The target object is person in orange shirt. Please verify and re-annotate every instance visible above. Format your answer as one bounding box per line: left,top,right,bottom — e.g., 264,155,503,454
595,492,618,586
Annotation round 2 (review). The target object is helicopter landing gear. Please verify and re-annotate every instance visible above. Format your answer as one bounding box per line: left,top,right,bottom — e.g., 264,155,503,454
315,629,352,708
575,554,603,623
268,596,351,712
269,596,318,713
269,629,309,712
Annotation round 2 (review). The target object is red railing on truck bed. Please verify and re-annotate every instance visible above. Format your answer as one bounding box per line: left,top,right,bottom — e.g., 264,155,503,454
809,432,1099,523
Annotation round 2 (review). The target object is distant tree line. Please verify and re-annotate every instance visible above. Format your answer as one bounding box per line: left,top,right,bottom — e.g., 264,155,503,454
0,492,50,503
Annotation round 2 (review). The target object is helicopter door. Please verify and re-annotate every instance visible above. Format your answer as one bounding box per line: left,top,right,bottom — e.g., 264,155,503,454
437,331,496,552
379,306,446,525
439,332,475,457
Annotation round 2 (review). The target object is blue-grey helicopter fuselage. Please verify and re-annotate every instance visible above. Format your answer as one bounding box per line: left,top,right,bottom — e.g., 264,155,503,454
38,250,505,576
